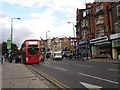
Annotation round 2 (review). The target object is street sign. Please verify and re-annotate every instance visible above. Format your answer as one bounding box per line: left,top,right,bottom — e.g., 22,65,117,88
7,40,11,49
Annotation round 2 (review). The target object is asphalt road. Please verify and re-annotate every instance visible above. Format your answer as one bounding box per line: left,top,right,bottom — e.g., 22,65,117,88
32,58,119,89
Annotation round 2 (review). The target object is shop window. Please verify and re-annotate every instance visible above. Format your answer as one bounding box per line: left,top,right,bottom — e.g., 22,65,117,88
97,45,110,55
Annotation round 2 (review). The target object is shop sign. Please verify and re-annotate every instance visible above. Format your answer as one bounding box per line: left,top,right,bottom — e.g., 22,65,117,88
110,33,120,40
7,40,11,49
90,36,108,44
77,40,89,46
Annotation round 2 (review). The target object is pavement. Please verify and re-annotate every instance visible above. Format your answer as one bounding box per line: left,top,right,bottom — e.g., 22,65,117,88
1,61,49,89
0,58,119,89
86,59,120,64
66,57,120,64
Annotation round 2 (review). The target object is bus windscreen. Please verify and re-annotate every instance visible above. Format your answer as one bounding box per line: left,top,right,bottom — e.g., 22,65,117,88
27,48,39,55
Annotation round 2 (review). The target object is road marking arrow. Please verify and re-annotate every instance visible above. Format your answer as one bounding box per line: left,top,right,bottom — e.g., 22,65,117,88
80,82,102,89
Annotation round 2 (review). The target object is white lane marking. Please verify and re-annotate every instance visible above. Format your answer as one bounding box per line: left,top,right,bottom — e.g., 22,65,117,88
75,64,94,68
78,73,119,84
80,82,102,89
54,67,68,71
108,69,118,72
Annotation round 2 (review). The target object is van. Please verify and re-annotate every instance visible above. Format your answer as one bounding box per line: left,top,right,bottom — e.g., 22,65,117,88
53,51,63,60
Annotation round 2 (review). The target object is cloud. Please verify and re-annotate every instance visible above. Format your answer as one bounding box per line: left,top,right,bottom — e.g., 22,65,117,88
0,11,33,47
0,0,95,47
0,0,86,12
0,11,9,18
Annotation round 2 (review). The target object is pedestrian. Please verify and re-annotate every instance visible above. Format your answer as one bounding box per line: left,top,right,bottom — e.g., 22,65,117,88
18,55,21,63
79,52,82,60
4,54,7,62
15,55,19,63
107,53,111,60
0,56,4,64
86,52,89,60
9,53,14,63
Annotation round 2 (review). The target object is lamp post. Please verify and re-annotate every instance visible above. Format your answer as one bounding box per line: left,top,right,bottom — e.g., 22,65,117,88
67,22,77,59
67,22,75,38
46,30,50,40
11,17,21,51
11,18,21,43
46,30,50,51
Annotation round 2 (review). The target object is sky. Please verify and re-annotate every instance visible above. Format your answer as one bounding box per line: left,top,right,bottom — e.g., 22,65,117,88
0,0,95,48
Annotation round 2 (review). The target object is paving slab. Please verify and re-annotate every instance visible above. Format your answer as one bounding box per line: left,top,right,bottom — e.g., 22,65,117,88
2,62,49,88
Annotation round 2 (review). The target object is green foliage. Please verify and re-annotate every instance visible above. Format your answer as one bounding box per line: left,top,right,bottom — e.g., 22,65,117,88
2,42,18,55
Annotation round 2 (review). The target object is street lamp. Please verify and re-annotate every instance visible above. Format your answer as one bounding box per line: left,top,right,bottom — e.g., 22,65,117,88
46,30,50,40
67,22,76,38
11,18,21,43
68,22,77,59
11,17,21,51
46,30,50,51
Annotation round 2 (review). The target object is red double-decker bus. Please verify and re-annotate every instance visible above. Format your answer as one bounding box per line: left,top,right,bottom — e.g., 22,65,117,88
21,39,41,64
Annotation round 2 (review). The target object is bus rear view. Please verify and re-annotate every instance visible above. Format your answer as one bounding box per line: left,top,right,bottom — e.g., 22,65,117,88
21,40,41,64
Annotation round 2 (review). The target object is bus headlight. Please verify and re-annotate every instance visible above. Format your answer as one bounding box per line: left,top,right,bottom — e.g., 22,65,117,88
26,57,28,61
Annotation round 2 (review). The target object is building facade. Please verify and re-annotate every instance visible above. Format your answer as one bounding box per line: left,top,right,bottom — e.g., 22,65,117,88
110,2,120,59
76,1,120,59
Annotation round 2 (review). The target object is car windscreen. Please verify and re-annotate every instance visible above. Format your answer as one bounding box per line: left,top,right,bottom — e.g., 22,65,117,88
27,48,39,55
54,53,61,56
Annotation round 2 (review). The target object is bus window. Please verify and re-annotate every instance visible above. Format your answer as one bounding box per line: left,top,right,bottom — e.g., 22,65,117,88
27,48,39,55
28,45,38,47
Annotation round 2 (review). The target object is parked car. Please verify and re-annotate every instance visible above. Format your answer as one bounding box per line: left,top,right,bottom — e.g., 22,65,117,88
53,51,63,60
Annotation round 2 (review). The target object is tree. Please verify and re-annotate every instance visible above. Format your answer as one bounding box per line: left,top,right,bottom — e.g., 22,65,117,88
2,42,18,55
2,42,7,55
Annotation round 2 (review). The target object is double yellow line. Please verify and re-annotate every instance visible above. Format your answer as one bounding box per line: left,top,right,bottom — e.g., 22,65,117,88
27,65,72,90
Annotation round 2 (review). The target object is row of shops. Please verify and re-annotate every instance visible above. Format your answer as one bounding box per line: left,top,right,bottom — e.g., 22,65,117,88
77,33,120,59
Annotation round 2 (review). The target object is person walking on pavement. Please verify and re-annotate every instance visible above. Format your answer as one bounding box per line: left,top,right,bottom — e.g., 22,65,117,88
9,53,14,63
0,56,4,64
107,53,111,60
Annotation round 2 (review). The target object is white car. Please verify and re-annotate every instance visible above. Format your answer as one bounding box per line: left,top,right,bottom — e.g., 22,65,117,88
53,52,63,60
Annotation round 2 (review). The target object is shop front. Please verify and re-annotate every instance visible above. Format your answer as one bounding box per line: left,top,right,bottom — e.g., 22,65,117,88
77,40,91,59
110,33,120,59
90,36,111,58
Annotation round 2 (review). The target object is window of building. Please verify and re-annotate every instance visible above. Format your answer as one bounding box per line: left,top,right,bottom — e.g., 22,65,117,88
82,30,88,39
117,5,120,16
96,4,103,12
83,9,91,17
81,20,88,28
96,16,104,25
96,28,105,38
115,20,120,33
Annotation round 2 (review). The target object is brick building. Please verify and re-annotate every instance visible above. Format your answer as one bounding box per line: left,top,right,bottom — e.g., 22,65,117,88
110,2,120,59
76,1,120,59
